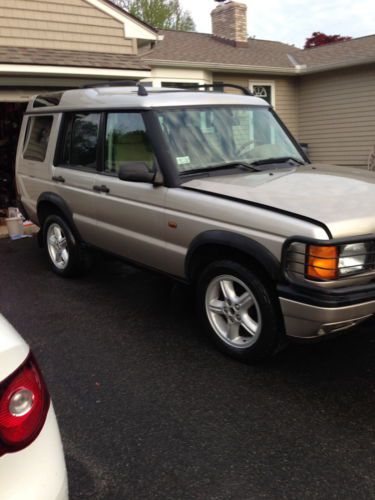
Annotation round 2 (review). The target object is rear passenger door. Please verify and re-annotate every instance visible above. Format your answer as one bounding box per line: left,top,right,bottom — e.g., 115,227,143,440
90,111,168,270
53,112,100,244
17,114,55,219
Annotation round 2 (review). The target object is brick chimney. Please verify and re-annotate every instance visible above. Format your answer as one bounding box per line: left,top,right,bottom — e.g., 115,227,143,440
211,1,248,47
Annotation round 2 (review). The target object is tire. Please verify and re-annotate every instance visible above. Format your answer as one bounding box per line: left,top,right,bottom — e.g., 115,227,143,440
43,214,86,278
196,260,285,363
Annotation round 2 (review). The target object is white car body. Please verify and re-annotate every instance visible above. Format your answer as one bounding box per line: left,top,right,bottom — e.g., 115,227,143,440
0,315,68,499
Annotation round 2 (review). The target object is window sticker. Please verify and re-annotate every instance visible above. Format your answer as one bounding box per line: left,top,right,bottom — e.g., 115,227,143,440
176,156,191,165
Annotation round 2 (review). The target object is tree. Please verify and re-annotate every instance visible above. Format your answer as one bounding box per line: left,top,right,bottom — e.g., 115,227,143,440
110,0,196,31
304,32,352,49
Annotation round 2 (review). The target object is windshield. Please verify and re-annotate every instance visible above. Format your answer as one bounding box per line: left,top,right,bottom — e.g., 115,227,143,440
157,106,305,174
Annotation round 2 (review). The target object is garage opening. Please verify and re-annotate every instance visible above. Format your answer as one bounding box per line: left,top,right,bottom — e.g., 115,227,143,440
0,102,27,217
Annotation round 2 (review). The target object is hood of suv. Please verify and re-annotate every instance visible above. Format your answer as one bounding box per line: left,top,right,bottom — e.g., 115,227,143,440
182,164,375,238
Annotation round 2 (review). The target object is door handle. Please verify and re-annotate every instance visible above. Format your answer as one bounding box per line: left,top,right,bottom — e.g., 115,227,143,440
52,175,65,183
93,184,110,194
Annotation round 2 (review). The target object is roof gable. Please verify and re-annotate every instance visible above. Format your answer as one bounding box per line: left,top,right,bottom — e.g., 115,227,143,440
85,0,160,40
0,0,160,55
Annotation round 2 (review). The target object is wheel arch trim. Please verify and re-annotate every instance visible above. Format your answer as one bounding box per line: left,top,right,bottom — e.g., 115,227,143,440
185,230,281,282
37,192,81,241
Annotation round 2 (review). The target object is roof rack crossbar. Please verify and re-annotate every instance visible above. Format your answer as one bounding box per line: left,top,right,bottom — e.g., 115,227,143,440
81,81,250,97
183,83,253,96
82,80,148,96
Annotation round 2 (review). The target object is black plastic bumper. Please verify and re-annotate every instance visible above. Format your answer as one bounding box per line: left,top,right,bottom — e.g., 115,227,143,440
278,281,375,308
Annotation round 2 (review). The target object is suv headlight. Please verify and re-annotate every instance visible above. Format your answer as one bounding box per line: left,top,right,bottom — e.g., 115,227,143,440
339,243,370,276
306,242,374,281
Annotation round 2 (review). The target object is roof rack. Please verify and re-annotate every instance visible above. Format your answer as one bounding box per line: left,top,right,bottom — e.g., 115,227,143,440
80,81,251,97
82,80,148,96
183,83,253,96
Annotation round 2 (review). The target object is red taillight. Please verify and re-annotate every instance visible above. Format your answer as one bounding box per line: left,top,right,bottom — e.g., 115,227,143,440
0,352,50,456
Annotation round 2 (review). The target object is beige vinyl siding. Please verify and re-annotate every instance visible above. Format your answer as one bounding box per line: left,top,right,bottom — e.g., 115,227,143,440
212,73,299,137
211,74,249,99
298,65,375,167
274,78,298,138
0,0,134,54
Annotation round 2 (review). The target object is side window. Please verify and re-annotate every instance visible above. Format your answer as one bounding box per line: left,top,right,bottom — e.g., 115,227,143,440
59,113,100,169
23,115,53,162
105,113,155,175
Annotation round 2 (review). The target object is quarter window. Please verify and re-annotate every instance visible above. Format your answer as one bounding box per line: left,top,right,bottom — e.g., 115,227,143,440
105,113,154,175
60,113,100,169
23,116,53,162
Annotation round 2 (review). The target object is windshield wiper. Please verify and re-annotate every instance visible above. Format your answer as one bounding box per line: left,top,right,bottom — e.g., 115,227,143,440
250,156,305,166
180,161,262,176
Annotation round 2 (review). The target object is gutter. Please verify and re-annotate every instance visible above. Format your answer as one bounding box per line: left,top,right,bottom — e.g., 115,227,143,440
144,55,375,76
1,56,372,83
143,59,298,75
0,64,151,79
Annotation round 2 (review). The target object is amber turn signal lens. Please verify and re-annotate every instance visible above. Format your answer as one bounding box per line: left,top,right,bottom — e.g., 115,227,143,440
306,245,339,280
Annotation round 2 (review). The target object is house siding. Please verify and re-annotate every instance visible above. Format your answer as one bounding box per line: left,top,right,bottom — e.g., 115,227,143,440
274,77,299,138
212,73,299,137
0,0,134,54
298,65,375,167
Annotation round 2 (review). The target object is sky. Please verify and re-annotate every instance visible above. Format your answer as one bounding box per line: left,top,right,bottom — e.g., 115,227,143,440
179,0,375,48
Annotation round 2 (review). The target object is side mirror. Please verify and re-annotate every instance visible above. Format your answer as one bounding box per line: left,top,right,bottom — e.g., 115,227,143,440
118,162,156,184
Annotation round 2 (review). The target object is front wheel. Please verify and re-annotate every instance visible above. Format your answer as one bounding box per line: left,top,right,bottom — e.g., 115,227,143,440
196,260,285,362
43,214,86,277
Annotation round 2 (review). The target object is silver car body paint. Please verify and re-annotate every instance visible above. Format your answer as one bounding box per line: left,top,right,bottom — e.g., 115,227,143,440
16,87,375,340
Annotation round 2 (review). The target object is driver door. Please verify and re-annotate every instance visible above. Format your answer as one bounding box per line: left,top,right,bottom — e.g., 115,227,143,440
90,111,168,271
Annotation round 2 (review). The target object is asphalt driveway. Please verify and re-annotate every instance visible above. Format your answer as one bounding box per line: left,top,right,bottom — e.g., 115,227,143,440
1,237,374,499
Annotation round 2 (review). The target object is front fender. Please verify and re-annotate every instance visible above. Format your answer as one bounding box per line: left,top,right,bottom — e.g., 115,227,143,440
185,230,281,282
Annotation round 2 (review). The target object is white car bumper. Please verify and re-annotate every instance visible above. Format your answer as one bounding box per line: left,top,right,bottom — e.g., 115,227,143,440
0,404,68,500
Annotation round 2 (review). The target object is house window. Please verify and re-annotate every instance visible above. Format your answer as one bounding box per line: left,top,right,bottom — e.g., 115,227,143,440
249,82,275,106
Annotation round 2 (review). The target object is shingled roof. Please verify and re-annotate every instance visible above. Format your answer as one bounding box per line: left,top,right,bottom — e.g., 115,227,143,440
0,47,150,71
143,30,301,71
295,34,375,70
142,30,375,74
1,21,373,76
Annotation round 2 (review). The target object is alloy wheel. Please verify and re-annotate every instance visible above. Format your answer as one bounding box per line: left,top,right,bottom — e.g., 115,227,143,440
47,223,69,270
205,274,262,348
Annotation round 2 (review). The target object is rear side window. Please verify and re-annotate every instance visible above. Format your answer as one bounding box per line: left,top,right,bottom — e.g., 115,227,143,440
23,116,53,162
59,113,100,169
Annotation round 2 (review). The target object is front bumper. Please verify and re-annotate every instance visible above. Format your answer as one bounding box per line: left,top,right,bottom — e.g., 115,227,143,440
278,282,375,339
280,296,375,339
0,404,68,500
